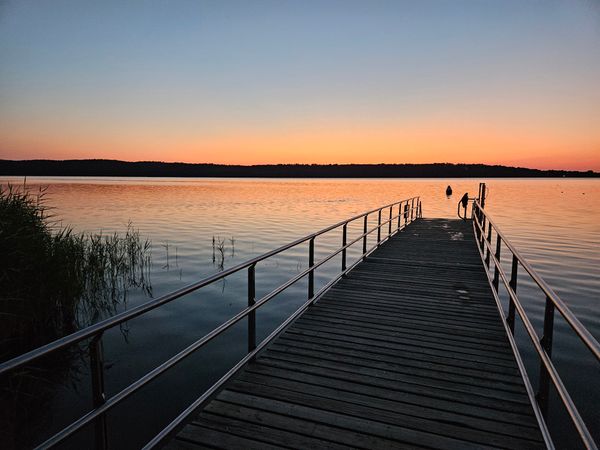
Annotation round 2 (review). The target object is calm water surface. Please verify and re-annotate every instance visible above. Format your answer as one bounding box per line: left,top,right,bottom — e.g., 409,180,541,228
2,177,599,449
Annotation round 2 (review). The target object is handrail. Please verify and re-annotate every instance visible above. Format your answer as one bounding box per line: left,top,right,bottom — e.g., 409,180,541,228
1,196,421,449
472,235,554,449
472,201,600,361
471,200,599,450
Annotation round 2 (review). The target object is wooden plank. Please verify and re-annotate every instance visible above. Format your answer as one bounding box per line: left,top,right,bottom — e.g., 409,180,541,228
194,411,351,450
254,356,538,420
318,295,503,319
311,303,506,331
229,374,543,448
177,422,281,450
219,385,543,450
275,333,522,378
217,389,512,450
290,320,517,360
162,438,210,450
243,364,540,434
268,340,525,388
322,289,502,311
169,219,544,449
202,400,406,450
261,349,530,404
284,327,519,368
296,314,512,348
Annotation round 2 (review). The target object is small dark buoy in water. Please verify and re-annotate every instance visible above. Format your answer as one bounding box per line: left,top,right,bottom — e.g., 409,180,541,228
446,185,453,196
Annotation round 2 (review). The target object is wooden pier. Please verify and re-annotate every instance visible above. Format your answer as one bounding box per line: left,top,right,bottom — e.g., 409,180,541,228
4,191,597,448
168,219,545,449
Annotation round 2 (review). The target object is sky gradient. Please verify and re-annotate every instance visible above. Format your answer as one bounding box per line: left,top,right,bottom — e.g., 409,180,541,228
1,1,599,170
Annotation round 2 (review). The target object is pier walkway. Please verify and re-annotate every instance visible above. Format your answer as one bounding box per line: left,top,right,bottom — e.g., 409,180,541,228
168,219,544,449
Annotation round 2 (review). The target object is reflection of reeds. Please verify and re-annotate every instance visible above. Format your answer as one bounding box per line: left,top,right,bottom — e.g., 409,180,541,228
163,241,170,269
211,236,230,270
212,236,216,263
216,238,225,269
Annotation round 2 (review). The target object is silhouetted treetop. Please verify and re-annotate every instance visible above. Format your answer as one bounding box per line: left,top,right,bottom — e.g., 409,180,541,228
0,159,596,178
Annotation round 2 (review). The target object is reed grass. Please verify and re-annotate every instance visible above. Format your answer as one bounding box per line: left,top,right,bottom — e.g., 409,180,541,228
211,235,236,270
0,183,152,361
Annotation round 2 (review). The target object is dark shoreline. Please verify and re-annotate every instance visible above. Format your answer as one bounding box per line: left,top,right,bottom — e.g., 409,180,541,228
0,159,597,178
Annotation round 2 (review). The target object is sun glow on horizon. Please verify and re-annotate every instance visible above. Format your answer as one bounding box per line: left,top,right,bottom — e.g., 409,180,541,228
2,119,598,171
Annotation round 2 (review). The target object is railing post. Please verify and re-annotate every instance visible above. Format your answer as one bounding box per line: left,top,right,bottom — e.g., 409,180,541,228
480,183,486,209
418,200,422,218
308,238,315,299
341,223,347,273
493,235,501,290
89,335,108,450
362,215,368,259
537,295,555,418
404,203,409,226
479,213,486,250
397,203,402,229
485,222,492,268
388,206,392,236
377,209,382,245
410,198,415,222
507,254,518,333
247,264,256,353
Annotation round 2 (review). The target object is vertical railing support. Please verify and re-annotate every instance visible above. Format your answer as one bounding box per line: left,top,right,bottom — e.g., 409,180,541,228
508,254,518,333
388,206,392,236
485,222,492,268
537,296,555,418
362,215,368,259
377,209,382,245
479,213,486,250
247,264,256,353
404,204,409,227
410,198,415,222
397,203,402,229
341,223,347,273
493,235,501,290
480,183,486,209
308,238,315,299
90,334,108,450
482,215,487,249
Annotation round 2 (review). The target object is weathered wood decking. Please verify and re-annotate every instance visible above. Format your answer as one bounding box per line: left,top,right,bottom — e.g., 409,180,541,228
168,219,544,449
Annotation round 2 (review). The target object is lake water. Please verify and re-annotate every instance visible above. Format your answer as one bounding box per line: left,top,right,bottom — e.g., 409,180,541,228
1,177,598,449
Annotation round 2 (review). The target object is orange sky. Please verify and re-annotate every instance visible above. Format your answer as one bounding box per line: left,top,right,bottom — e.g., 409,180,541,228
2,118,598,171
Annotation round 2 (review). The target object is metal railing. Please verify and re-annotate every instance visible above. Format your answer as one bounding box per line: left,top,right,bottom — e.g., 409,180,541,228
471,199,600,450
0,196,422,449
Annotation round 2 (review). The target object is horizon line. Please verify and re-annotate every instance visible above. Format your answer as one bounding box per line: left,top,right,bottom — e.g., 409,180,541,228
1,158,597,175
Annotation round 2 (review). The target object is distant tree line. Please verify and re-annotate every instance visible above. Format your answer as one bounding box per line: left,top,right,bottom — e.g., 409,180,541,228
0,159,597,178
